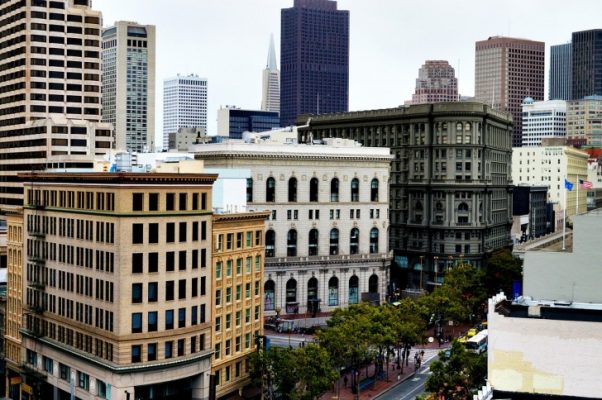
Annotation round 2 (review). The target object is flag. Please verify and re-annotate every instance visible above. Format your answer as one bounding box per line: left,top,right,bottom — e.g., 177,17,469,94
579,179,593,189
564,179,574,191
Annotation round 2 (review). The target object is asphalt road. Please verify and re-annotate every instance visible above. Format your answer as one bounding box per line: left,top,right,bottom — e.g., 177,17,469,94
375,354,438,400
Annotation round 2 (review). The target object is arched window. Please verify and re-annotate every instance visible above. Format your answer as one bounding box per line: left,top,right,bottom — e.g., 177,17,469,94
309,178,319,202
266,177,275,202
307,277,319,315
308,229,319,256
246,178,253,203
287,229,297,257
349,275,359,304
370,178,379,202
369,228,379,254
330,178,339,202
458,202,469,212
329,228,339,255
288,177,297,202
265,230,275,257
328,276,339,306
351,178,359,202
349,228,359,255
368,274,379,293
264,280,275,311
286,279,297,304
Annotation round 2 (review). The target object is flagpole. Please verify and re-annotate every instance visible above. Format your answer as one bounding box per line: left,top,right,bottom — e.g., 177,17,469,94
562,182,566,251
576,175,579,215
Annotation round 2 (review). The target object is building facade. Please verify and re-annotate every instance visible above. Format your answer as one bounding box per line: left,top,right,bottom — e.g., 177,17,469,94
408,60,458,105
8,172,216,400
512,146,588,218
261,35,280,114
0,0,113,208
572,29,602,101
297,102,514,288
489,213,602,398
163,74,208,151
566,95,602,147
549,42,572,101
193,140,392,315
475,36,545,147
217,107,280,140
102,21,156,152
511,186,549,242
211,212,268,399
280,0,349,127
521,98,566,147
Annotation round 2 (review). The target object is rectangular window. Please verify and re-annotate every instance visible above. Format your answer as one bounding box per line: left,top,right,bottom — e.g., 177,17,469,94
148,223,159,244
179,222,187,242
131,313,142,333
166,223,175,243
226,260,232,276
132,253,143,273
200,304,206,323
191,335,197,353
165,341,173,358
246,231,252,247
236,285,241,301
166,281,174,301
201,276,206,296
192,278,198,297
77,371,89,390
215,262,222,279
201,221,207,240
166,252,175,272
148,252,158,273
191,305,198,325
165,310,174,330
147,343,157,361
148,311,158,332
132,193,143,211
192,249,198,269
149,193,159,211
236,258,242,275
132,223,143,244
148,282,158,302
179,251,187,271
132,283,142,303
179,279,186,299
179,193,187,211
178,308,186,328
192,222,199,241
166,193,175,211
192,193,199,210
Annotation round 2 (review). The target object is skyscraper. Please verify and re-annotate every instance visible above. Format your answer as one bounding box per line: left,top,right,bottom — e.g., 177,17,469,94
163,74,208,150
102,21,156,153
572,29,602,100
475,36,545,147
280,0,349,126
0,0,113,208
409,60,458,105
261,34,280,114
549,43,572,100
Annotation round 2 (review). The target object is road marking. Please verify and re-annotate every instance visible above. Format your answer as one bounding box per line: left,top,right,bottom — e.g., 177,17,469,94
397,378,427,400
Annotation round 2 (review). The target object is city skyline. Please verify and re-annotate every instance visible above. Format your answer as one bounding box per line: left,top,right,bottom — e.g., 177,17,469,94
98,0,602,141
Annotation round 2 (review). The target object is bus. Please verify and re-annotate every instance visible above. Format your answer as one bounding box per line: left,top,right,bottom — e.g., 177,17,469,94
465,329,488,354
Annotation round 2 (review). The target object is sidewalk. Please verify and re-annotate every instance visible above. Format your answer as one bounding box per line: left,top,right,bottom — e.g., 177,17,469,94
318,340,448,400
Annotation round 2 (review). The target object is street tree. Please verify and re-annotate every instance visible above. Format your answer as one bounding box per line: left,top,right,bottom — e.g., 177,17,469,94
425,341,487,399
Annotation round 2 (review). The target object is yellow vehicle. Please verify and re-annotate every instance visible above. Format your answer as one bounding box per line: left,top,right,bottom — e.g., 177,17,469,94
467,328,477,338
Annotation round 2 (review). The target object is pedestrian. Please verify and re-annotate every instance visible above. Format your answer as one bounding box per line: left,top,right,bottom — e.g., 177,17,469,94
343,375,348,388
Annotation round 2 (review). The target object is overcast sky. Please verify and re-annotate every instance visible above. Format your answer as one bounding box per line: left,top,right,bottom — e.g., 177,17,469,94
100,0,601,144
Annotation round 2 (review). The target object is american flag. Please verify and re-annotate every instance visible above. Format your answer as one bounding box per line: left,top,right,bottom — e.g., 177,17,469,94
579,179,593,189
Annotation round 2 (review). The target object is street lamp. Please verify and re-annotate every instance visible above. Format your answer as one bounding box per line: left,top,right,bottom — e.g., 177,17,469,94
433,256,439,285
447,255,453,273
459,253,464,266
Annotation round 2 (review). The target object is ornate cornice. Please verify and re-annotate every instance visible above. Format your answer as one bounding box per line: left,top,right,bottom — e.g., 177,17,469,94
18,172,218,186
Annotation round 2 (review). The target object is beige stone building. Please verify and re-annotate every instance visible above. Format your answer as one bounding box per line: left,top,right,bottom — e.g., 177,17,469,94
7,172,216,400
193,139,392,316
0,0,114,208
211,212,269,399
566,95,602,147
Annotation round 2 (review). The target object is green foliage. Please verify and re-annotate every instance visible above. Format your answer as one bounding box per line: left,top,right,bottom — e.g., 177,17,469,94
425,341,487,399
419,263,487,323
248,344,338,400
484,249,523,297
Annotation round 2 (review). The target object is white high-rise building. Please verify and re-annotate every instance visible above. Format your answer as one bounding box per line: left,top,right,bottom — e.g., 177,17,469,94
521,98,567,147
163,74,208,150
261,34,280,113
102,21,156,153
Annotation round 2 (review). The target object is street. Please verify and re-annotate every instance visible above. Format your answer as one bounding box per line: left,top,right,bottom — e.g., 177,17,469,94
375,353,439,400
